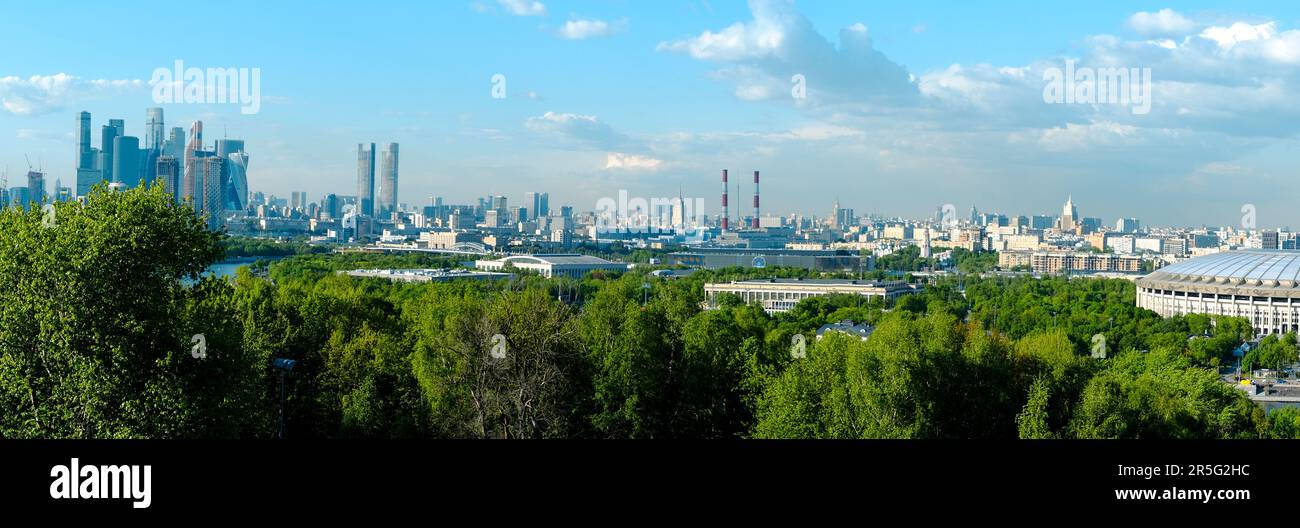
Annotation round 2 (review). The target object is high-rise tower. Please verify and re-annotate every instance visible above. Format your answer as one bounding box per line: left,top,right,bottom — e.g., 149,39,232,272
112,136,140,186
75,111,103,197
379,143,398,216
357,143,376,216
156,156,180,197
101,123,120,184
76,111,94,170
215,139,248,211
145,108,165,151
183,121,205,206
27,170,45,206
1061,196,1079,233
203,156,227,230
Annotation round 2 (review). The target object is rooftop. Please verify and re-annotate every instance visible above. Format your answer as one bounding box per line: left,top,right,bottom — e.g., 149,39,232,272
1147,250,1300,285
492,254,623,266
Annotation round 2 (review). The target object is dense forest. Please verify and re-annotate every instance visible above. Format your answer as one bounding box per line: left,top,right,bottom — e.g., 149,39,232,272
2,185,1298,439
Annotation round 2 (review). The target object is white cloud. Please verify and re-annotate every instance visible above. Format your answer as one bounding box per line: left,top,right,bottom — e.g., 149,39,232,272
497,0,545,16
657,0,917,106
1128,9,1196,37
559,18,625,40
1034,121,1142,151
1193,22,1300,64
603,152,663,170
0,73,145,116
771,124,864,141
1200,21,1277,49
526,111,627,149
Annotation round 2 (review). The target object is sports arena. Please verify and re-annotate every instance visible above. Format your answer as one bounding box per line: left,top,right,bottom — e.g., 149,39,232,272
1137,250,1300,336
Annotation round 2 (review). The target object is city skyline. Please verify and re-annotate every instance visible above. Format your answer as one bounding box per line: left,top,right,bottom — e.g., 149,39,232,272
3,1,1300,227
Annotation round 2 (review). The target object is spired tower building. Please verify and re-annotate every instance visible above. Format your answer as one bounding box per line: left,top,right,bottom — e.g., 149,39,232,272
1060,196,1079,233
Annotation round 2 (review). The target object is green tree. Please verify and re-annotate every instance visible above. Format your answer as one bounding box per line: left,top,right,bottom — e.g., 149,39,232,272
1068,349,1264,439
0,184,267,438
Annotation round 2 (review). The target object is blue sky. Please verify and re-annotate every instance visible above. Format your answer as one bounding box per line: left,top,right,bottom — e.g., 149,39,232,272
3,0,1300,228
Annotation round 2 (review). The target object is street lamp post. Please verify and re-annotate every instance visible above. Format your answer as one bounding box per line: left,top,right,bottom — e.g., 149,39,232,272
272,358,298,439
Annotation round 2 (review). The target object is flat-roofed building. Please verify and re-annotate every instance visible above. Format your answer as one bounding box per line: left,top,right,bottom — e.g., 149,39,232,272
344,268,512,283
475,254,627,279
1024,251,1142,274
669,247,866,272
704,278,920,314
999,251,1033,270
419,230,483,250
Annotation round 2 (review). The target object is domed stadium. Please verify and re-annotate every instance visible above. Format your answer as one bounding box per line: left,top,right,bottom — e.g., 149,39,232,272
1137,250,1300,336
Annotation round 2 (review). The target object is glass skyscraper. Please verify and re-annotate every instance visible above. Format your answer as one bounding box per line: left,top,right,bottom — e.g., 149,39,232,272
379,143,398,216
357,143,376,217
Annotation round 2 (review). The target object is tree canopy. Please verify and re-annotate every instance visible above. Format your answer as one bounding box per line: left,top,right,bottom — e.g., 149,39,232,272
0,186,1291,439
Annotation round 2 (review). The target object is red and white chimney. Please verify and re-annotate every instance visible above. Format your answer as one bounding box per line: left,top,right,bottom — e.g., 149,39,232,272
752,170,760,229
721,169,729,232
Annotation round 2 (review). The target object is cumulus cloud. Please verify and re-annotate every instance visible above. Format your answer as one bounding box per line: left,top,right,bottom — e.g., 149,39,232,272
1196,22,1300,64
497,0,545,16
657,0,917,106
525,111,628,149
559,18,626,40
0,73,145,116
1128,9,1196,36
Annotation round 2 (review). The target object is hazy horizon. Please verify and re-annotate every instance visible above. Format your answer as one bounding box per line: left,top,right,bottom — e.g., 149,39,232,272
3,0,1300,229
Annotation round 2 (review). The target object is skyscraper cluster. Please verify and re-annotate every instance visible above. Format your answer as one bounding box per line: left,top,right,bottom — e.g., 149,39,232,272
356,142,399,218
73,109,250,230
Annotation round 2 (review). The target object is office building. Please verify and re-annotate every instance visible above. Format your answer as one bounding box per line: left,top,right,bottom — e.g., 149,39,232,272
703,279,920,314
357,143,376,216
76,111,95,171
156,156,180,196
183,121,205,206
163,127,185,160
26,170,45,205
1031,215,1056,230
321,193,341,220
203,156,227,230
344,269,513,283
669,247,866,272
145,108,165,151
1165,237,1189,257
101,123,119,185
112,136,140,187
215,139,249,212
1117,218,1140,233
9,187,30,209
475,254,627,279
379,143,398,216
1263,230,1280,250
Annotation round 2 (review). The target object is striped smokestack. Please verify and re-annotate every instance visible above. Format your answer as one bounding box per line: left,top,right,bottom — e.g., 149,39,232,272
752,170,760,229
721,169,729,232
